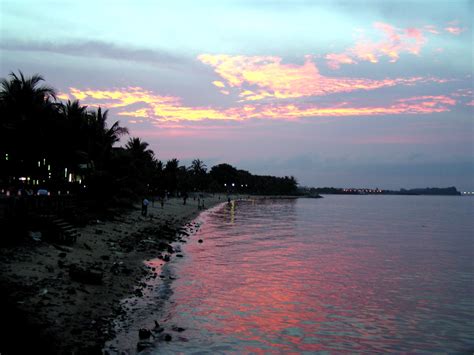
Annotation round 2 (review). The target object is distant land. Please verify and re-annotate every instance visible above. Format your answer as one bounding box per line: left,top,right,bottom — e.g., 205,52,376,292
301,186,462,196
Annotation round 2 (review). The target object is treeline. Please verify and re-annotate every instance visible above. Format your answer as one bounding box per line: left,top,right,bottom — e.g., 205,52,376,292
0,72,298,205
308,186,460,196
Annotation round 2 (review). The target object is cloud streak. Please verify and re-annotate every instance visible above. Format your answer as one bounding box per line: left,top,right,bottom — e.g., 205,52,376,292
1,39,184,66
60,87,457,122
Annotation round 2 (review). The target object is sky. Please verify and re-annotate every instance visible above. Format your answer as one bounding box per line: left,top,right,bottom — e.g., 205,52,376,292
1,0,473,190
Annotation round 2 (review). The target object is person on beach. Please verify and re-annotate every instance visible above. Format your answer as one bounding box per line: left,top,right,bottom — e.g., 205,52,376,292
142,198,149,216
183,192,188,205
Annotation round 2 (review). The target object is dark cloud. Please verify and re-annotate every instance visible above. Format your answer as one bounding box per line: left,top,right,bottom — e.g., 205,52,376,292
1,39,188,67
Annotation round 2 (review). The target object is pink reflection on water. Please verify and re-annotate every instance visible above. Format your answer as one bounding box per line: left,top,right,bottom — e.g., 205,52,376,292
153,198,473,352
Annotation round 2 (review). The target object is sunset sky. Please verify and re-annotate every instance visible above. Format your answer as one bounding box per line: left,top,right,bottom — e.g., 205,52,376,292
1,0,473,190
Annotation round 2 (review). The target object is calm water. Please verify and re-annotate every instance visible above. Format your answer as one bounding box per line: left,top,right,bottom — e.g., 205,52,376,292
135,196,474,353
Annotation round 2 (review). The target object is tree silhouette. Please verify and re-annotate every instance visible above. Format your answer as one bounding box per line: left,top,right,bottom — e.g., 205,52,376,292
1,71,299,205
164,158,179,194
125,137,154,160
88,107,128,168
0,71,58,183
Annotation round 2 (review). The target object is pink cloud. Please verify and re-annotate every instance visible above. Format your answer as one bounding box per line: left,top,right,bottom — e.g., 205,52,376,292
325,22,430,68
60,87,457,122
325,53,356,69
353,22,426,62
451,88,473,97
444,26,465,35
198,54,443,101
424,25,440,35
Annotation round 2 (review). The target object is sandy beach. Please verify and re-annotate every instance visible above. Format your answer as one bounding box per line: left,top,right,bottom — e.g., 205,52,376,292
0,194,226,354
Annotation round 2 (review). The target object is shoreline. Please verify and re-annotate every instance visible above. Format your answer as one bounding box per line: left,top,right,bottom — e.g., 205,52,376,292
0,194,226,354
104,200,229,353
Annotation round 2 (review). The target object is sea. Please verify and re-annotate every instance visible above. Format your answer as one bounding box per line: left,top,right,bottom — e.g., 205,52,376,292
108,195,474,354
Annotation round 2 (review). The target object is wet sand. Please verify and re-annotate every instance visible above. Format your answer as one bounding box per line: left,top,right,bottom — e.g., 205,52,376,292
0,194,224,354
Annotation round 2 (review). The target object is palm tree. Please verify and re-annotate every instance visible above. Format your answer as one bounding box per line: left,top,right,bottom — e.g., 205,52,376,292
59,100,89,163
0,71,56,114
0,71,57,142
125,137,154,160
189,159,208,191
0,71,58,181
87,107,128,167
190,159,207,175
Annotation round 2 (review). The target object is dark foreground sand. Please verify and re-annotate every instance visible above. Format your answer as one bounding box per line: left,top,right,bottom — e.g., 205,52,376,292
0,194,225,354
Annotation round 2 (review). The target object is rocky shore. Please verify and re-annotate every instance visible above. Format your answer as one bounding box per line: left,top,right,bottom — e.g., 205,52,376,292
0,194,224,354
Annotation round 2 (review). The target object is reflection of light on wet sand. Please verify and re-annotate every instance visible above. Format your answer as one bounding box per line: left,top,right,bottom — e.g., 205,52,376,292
230,200,235,224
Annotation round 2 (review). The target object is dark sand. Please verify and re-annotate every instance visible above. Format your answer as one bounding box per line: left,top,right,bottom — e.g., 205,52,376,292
0,195,224,354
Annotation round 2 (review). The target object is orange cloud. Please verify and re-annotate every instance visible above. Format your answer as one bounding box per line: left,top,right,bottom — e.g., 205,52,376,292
60,87,457,122
62,87,239,122
198,54,441,101
254,95,456,118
